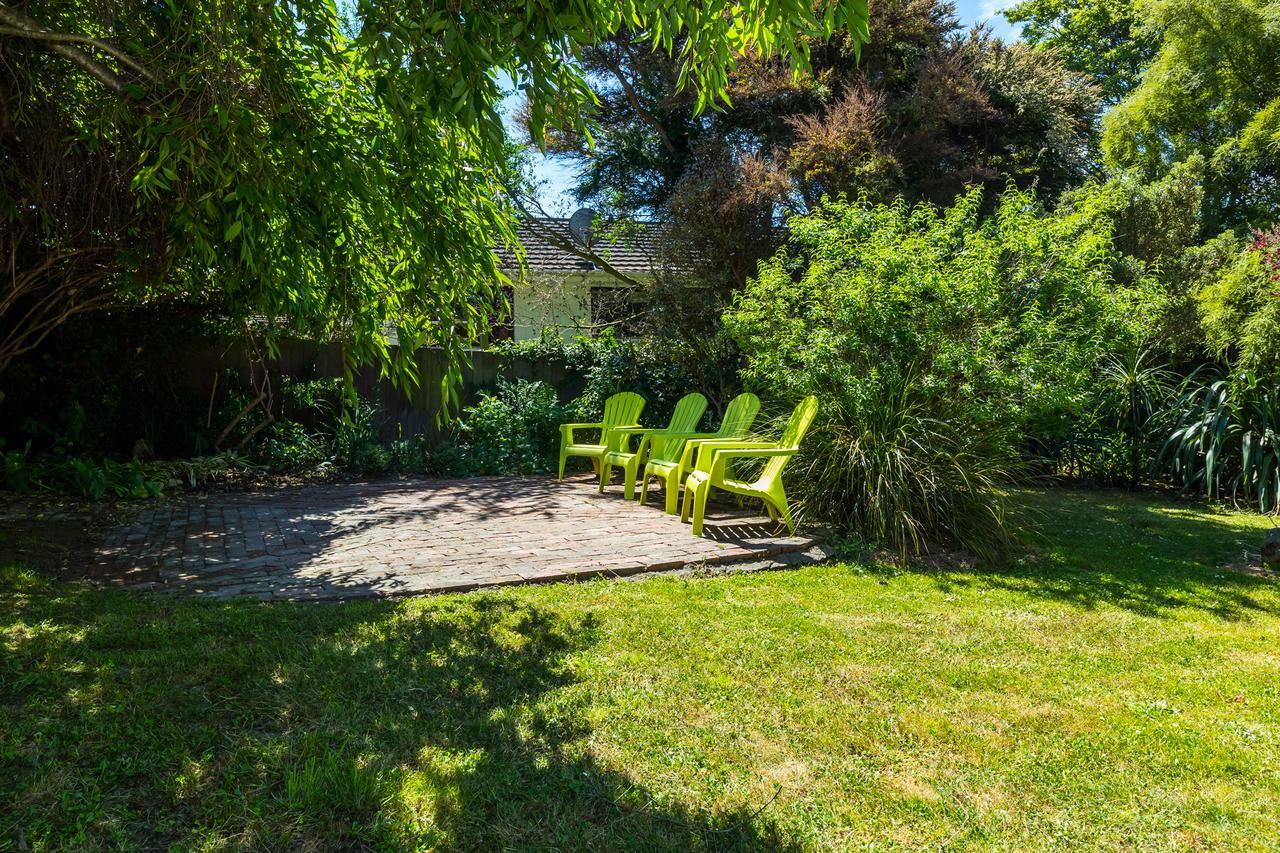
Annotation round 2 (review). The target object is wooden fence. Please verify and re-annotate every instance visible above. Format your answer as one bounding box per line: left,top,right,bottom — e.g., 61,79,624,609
179,338,585,445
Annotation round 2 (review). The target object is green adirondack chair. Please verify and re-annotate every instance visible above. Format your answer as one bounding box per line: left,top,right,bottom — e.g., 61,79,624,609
680,395,818,536
639,392,761,514
558,392,645,480
601,392,708,499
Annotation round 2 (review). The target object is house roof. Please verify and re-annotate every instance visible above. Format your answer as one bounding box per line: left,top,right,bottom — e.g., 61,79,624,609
498,217,664,274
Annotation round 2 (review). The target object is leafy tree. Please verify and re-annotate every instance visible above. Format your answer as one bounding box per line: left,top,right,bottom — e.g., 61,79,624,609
518,1,1097,418
1102,0,1280,236
723,184,1165,555
0,0,870,406
1005,0,1157,106
1197,229,1280,375
530,0,1099,272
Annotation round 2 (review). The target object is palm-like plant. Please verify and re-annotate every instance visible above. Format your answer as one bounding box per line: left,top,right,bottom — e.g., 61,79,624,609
1155,368,1280,512
1096,349,1175,487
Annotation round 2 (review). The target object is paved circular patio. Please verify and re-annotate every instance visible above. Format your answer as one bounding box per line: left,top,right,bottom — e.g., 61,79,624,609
88,474,821,600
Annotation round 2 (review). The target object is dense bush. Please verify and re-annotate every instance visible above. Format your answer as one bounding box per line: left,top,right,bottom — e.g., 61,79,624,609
1197,229,1280,376
789,370,1016,560
0,306,228,459
493,329,697,425
1,442,253,499
1026,347,1179,488
725,185,1165,556
1155,369,1280,513
446,379,569,475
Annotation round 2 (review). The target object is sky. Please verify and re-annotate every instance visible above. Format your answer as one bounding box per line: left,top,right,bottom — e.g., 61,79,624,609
509,1,1022,214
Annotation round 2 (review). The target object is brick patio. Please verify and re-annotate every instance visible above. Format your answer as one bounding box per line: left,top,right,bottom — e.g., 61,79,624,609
88,474,821,600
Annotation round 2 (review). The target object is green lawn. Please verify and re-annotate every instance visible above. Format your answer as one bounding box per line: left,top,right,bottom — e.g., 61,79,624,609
3,488,1278,850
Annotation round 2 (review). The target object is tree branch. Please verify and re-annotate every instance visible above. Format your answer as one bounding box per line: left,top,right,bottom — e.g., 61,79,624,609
0,3,154,94
511,192,649,289
603,46,675,154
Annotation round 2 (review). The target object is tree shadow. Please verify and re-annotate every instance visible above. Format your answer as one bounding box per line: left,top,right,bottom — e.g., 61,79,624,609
903,488,1278,621
1,574,799,850
81,475,801,599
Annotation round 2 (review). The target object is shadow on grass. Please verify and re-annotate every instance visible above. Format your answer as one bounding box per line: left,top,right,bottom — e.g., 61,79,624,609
0,571,795,850
903,487,1278,621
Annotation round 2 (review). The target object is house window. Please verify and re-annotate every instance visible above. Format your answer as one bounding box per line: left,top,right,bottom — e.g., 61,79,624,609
590,286,645,336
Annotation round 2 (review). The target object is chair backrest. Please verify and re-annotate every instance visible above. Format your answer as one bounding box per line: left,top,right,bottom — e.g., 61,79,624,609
761,396,819,483
602,392,646,452
716,392,761,439
668,392,708,433
602,392,645,429
651,392,708,460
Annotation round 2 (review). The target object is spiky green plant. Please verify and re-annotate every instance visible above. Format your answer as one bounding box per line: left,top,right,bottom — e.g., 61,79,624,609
790,371,1018,562
1155,369,1280,512
1096,348,1175,486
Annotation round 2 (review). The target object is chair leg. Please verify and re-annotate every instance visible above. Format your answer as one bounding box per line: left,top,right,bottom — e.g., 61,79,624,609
691,482,711,536
623,458,639,500
558,451,567,480
598,460,610,493
663,469,680,515
770,484,794,534
639,469,652,506
680,478,695,523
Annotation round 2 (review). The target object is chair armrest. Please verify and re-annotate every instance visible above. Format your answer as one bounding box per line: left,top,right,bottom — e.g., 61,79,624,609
708,447,794,481
662,431,717,442
560,422,602,442
710,447,794,460
679,434,744,469
693,441,780,472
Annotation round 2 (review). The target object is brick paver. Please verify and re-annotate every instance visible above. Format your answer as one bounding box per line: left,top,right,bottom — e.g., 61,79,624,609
87,475,818,600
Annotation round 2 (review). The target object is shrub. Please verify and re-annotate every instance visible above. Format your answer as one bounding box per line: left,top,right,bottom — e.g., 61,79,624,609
791,370,1016,560
1155,369,1280,513
493,329,693,424
1032,348,1175,486
725,185,1164,556
333,401,391,476
1197,229,1280,375
1,442,164,499
450,379,568,475
259,420,332,473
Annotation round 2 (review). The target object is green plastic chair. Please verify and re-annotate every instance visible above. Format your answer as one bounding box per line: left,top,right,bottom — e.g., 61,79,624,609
602,392,708,499
558,392,645,480
639,392,761,514
680,395,818,536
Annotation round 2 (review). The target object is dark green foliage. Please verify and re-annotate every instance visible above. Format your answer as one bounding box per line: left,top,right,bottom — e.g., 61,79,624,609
726,185,1164,556
495,330,694,425
1,443,165,499
259,421,332,473
1032,349,1176,487
1,441,253,499
332,401,392,477
0,306,224,459
447,380,569,476
1155,369,1280,513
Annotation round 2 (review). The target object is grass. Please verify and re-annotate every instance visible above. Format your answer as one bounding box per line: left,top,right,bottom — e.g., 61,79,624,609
2,487,1279,849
